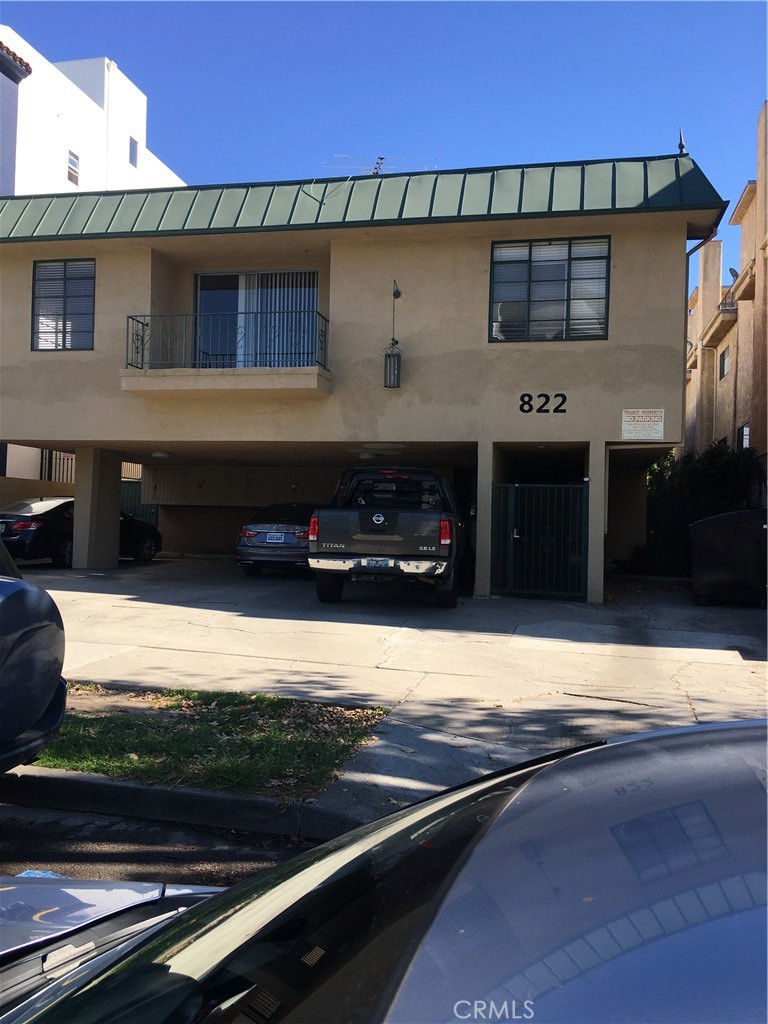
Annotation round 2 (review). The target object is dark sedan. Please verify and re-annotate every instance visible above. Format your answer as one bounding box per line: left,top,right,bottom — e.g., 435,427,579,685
0,576,67,774
235,503,318,576
0,721,765,1023
0,498,162,568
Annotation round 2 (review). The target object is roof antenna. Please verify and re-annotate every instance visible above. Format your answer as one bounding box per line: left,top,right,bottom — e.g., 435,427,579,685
678,129,687,155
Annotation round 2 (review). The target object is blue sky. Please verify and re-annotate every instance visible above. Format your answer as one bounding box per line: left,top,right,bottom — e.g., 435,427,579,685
4,1,766,273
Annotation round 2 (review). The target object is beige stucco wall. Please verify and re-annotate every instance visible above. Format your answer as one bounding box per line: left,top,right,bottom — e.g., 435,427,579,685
0,477,75,503
712,324,738,444
0,213,689,452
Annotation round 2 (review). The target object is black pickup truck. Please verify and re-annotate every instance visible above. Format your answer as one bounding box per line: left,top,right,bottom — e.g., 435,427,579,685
308,468,465,607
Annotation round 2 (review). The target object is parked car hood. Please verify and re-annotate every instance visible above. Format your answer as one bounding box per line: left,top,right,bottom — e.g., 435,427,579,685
0,878,218,958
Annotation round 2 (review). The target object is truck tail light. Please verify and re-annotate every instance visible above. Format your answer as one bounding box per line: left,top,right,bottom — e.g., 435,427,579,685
439,519,452,545
239,527,257,538
309,516,319,543
12,520,41,532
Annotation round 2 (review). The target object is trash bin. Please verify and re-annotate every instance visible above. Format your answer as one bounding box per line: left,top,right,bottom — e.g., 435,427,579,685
690,507,767,606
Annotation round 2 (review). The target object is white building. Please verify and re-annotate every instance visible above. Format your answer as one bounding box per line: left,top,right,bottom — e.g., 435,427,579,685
0,27,184,493
0,26,183,197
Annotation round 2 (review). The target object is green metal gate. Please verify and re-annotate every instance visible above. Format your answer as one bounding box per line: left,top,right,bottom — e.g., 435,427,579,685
120,480,158,526
491,484,588,599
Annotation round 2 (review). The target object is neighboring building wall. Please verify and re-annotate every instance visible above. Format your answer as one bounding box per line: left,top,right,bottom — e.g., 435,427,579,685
742,103,767,464
0,27,185,496
0,40,30,194
685,104,767,473
0,26,183,196
4,444,39,478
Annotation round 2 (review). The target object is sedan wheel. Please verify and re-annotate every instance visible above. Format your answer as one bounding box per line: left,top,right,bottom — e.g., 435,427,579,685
133,537,157,562
53,538,73,569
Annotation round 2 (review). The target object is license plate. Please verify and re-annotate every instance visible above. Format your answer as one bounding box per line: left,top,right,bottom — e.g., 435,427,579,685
365,557,391,569
266,533,284,543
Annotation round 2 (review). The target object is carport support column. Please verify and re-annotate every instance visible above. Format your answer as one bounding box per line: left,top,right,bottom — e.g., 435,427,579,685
474,441,495,597
586,440,607,604
73,448,122,569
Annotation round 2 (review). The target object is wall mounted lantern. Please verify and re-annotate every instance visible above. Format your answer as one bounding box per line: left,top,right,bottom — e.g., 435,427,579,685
384,281,402,388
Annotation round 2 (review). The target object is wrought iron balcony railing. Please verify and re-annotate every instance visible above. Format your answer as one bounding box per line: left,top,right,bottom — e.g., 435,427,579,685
126,311,329,371
718,289,737,313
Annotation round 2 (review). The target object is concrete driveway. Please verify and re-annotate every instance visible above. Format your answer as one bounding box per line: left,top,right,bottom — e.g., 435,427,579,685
22,555,765,733
15,556,767,821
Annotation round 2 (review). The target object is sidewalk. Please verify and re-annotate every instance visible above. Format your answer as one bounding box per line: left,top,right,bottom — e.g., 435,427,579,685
2,564,765,840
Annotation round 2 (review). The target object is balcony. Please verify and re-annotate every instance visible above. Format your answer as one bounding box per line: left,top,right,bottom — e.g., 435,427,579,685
732,260,756,302
701,291,737,349
122,311,331,395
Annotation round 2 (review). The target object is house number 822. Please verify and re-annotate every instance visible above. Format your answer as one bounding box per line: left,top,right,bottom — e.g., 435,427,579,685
519,393,567,413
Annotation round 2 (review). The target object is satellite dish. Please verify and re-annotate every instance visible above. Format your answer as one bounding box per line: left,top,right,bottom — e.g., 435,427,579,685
728,267,739,280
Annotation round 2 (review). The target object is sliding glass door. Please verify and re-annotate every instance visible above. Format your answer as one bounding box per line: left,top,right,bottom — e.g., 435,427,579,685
197,270,318,368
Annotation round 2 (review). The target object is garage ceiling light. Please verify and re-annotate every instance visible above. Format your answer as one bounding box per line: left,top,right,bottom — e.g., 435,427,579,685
151,451,171,458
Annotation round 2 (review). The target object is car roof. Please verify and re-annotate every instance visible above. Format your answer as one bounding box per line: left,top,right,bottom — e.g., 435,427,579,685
386,720,767,1023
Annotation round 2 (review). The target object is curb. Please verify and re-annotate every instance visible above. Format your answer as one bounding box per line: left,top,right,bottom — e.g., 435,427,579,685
0,766,362,842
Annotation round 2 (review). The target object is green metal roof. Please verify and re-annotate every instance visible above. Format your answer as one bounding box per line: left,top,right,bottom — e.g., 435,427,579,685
0,155,726,243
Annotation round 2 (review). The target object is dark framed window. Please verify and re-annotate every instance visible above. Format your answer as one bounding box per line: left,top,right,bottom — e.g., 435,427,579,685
737,423,751,450
67,150,79,185
491,237,609,342
719,346,730,379
129,137,138,167
32,260,95,351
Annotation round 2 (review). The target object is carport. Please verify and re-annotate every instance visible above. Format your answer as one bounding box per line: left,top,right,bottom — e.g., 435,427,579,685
65,439,479,581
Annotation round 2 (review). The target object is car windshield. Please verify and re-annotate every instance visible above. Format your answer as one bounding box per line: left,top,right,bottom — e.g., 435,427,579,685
0,499,70,515
8,759,555,1024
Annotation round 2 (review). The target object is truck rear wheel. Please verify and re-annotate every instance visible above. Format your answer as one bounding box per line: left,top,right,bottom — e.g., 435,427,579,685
316,572,345,603
434,572,458,609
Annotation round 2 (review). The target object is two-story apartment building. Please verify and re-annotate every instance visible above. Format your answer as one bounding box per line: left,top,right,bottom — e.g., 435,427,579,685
0,152,726,601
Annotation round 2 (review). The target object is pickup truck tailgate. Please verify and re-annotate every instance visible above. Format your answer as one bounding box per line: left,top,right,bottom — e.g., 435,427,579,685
317,509,443,556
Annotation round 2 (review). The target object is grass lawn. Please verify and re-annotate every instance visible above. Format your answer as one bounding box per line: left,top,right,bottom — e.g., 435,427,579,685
38,684,387,800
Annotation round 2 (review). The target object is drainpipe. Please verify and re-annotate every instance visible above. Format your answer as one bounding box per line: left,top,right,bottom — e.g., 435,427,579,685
731,314,740,447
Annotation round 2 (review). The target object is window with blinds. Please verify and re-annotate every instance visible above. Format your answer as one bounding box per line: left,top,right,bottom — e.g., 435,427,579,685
32,260,95,350
491,237,609,342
